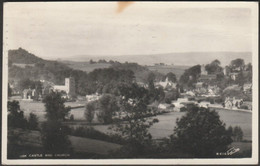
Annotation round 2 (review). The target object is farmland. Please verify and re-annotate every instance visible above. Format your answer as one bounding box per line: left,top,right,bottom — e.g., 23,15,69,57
147,65,189,79
61,61,111,73
16,99,252,141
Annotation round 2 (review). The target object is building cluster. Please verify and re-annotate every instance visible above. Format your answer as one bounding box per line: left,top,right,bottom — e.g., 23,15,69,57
157,64,252,112
22,77,76,101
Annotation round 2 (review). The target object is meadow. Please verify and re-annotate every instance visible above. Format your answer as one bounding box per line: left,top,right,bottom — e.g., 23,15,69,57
18,100,252,141
147,65,189,79
61,61,111,73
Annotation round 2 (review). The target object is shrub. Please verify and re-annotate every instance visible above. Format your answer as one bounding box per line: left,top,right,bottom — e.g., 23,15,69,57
180,107,187,112
69,114,74,121
240,105,248,110
71,127,126,145
27,113,38,130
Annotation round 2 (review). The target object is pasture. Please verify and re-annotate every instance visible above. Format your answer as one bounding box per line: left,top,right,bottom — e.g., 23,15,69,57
17,99,252,141
62,61,111,73
147,65,189,79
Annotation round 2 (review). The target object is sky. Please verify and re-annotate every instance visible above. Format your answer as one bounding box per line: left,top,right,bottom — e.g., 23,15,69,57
3,2,255,65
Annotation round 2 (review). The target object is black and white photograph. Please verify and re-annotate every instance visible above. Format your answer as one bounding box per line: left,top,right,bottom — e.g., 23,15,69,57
1,1,258,165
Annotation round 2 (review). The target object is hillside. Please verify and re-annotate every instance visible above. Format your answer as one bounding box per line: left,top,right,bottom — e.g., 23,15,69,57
9,48,45,64
8,48,76,85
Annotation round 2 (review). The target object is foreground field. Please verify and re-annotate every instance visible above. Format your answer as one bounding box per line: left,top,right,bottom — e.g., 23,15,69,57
9,128,121,156
16,99,252,141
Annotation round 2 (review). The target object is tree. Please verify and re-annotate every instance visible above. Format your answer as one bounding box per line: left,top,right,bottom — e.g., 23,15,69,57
8,100,28,129
113,98,159,157
164,89,179,104
41,91,72,153
27,113,38,130
42,91,71,121
97,94,119,124
164,72,177,82
179,65,201,88
41,120,72,153
233,126,243,142
85,101,96,123
169,107,232,157
230,58,245,71
89,59,95,64
147,72,156,90
205,59,223,74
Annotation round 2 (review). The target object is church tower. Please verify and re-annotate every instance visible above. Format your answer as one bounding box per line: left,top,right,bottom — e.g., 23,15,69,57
201,64,208,75
65,77,76,98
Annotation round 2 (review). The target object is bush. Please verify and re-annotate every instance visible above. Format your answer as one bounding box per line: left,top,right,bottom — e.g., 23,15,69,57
69,114,74,121
180,107,187,112
8,100,28,129
71,127,126,145
85,101,96,123
240,105,248,110
27,113,38,130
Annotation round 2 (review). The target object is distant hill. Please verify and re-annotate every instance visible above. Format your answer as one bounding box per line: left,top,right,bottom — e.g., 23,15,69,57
8,48,74,85
70,52,252,66
9,48,45,64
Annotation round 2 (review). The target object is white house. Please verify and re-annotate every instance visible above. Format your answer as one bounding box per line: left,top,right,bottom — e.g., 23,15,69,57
155,77,177,89
198,101,211,108
186,91,196,97
86,93,101,102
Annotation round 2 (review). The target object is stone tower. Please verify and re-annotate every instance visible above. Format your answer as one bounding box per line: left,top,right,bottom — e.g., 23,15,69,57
201,64,208,75
65,77,76,98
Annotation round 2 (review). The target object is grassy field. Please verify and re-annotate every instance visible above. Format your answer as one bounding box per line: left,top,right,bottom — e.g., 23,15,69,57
91,109,252,141
147,65,189,79
17,98,252,141
9,128,121,157
61,61,111,73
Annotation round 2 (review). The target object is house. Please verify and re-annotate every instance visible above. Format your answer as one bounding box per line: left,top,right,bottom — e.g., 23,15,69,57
155,77,177,90
136,82,148,89
198,74,217,82
186,90,196,97
230,73,239,80
195,82,204,89
198,101,211,108
23,89,33,100
158,103,171,110
243,83,252,93
224,97,243,109
198,65,217,82
223,84,242,92
86,93,101,102
172,98,198,112
207,85,220,96
23,88,41,100
195,82,207,94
